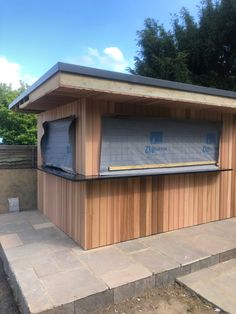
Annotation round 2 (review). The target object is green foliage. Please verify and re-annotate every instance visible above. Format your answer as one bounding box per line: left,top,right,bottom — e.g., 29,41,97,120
130,19,191,83
130,0,236,90
0,83,37,145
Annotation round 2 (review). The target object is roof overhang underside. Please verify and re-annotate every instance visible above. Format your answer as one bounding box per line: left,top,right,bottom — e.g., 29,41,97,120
12,71,236,113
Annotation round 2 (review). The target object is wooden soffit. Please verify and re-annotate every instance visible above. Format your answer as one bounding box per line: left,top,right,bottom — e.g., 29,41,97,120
17,72,236,113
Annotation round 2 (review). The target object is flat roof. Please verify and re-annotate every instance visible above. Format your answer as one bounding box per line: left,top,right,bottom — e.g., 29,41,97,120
9,62,236,112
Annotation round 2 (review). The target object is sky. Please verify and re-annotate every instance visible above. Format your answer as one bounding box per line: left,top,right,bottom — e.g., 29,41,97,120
0,0,200,89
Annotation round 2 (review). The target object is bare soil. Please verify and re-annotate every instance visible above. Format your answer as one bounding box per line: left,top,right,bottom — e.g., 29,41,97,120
0,259,19,314
95,283,222,314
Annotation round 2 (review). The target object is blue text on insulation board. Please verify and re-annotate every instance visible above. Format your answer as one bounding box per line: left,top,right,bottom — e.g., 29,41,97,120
145,146,167,154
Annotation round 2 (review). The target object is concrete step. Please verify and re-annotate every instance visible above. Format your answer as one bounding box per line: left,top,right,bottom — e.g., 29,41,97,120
177,258,236,314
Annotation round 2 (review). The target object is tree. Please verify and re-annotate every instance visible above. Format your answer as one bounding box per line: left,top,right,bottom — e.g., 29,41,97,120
0,83,37,145
130,0,236,90
130,18,191,83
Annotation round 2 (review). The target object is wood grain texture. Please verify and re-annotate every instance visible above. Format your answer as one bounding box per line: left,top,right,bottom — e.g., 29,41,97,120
109,161,216,171
37,170,86,248
37,98,236,249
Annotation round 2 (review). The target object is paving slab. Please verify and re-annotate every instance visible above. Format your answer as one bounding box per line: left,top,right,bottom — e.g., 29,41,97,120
10,253,59,274
4,242,52,262
0,210,236,313
177,258,236,314
41,268,107,306
0,233,23,249
52,249,83,271
33,222,54,230
130,248,179,273
100,263,152,289
0,220,33,235
47,237,79,253
141,234,211,265
77,246,145,276
16,269,53,313
115,239,147,253
182,232,236,255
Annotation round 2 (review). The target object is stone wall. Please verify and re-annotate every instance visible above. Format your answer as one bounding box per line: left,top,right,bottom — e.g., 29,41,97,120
0,169,37,213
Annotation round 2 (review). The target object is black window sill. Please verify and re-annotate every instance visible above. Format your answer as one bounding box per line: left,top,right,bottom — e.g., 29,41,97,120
38,166,233,182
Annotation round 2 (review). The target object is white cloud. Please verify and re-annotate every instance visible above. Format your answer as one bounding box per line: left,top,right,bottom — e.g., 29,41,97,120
104,47,124,62
68,46,131,73
0,56,38,90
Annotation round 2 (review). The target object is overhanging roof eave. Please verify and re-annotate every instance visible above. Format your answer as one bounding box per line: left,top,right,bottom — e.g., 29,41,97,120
8,62,236,110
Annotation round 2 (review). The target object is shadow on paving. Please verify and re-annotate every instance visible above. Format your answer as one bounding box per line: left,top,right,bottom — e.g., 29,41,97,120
0,259,19,314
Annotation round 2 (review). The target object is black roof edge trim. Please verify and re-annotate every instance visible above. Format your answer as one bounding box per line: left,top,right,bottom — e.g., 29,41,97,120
9,63,60,109
9,61,236,110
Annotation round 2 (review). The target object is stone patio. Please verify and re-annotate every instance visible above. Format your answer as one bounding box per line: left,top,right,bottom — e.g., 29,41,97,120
0,210,236,314
178,258,236,314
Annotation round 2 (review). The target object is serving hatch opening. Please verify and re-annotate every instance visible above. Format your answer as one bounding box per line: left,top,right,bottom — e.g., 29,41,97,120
40,116,76,174
99,116,221,176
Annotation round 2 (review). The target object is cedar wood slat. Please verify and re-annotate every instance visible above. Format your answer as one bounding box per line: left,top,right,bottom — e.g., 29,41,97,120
37,99,236,249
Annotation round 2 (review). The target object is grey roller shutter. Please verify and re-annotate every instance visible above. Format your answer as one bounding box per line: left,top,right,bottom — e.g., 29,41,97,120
100,116,220,175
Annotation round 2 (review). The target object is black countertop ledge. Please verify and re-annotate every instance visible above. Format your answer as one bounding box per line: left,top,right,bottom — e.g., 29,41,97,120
38,165,232,182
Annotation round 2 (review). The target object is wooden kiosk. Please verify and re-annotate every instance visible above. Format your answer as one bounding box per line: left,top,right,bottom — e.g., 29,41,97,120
9,62,236,249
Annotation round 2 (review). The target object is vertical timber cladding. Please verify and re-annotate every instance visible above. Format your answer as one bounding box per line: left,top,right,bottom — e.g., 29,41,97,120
37,99,87,248
37,97,236,249
84,99,236,249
